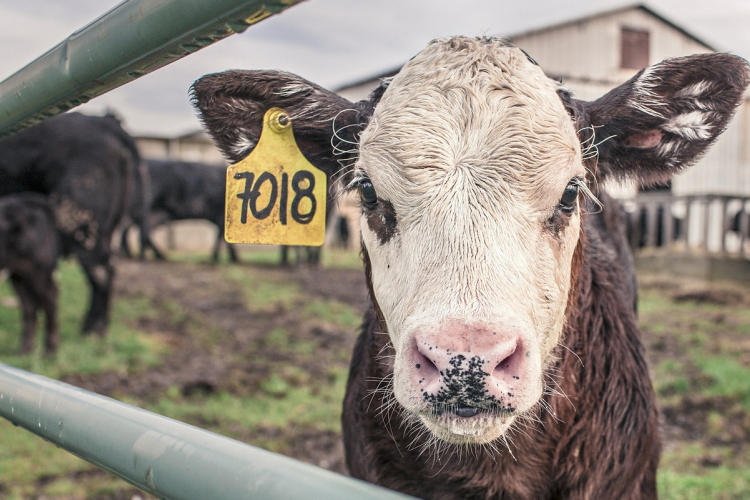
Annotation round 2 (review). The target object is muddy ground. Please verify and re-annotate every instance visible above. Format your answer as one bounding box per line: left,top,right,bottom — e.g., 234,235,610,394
29,257,750,499
62,258,370,480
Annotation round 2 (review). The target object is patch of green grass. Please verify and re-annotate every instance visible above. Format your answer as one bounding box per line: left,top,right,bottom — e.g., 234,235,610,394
659,467,750,500
0,260,167,379
653,359,692,400
659,444,750,500
140,367,348,452
639,281,750,500
697,357,750,408
322,248,363,270
638,289,675,315
263,327,318,355
224,266,302,311
303,299,361,329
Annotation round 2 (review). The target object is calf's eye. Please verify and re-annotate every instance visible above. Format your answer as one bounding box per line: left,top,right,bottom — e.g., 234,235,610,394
559,180,579,212
359,179,378,208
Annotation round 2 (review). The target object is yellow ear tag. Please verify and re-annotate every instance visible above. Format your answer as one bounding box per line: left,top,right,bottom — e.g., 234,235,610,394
225,108,327,246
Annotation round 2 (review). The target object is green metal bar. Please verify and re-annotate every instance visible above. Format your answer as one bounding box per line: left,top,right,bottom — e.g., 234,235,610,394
0,0,306,138
0,362,414,500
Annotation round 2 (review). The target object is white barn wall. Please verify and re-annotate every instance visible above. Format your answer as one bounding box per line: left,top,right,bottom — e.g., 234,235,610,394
672,98,750,196
337,7,749,198
512,8,711,100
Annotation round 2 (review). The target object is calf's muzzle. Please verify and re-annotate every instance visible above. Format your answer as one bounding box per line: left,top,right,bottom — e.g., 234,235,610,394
409,322,532,416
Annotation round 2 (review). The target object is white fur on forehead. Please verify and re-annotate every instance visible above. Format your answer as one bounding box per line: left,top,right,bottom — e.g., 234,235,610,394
359,37,581,208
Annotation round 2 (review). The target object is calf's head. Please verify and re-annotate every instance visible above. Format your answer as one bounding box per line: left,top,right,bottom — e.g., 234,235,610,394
192,37,748,445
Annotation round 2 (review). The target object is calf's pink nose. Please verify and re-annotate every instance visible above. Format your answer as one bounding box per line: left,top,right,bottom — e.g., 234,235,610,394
411,326,526,406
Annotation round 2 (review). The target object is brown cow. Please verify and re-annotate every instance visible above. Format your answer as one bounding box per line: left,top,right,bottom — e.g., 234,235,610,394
191,38,749,499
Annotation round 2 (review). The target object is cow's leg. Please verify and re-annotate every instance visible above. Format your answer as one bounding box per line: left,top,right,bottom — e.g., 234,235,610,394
40,274,59,355
211,229,222,263
141,232,166,260
76,248,114,336
138,218,166,260
145,212,168,260
10,274,37,354
119,224,133,258
144,237,166,260
308,247,322,267
227,243,239,263
215,225,239,264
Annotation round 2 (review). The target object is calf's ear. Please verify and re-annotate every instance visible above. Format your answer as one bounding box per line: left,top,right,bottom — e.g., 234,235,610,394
190,70,376,175
565,53,750,186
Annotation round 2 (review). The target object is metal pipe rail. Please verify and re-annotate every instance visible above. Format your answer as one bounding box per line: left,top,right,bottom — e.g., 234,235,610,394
0,362,414,500
0,0,307,138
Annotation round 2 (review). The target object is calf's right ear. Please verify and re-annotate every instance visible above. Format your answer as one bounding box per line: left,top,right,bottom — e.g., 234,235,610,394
564,53,750,187
191,70,374,175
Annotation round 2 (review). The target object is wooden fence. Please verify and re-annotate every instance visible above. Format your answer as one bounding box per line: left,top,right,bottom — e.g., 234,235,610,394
627,193,750,259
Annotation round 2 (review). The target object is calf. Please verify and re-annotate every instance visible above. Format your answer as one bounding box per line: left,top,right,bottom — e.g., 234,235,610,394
0,193,59,354
120,159,238,262
0,112,138,335
192,38,749,499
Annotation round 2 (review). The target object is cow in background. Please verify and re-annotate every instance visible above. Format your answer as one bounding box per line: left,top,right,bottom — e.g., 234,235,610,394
118,159,155,259
0,112,137,335
119,159,238,263
0,193,59,354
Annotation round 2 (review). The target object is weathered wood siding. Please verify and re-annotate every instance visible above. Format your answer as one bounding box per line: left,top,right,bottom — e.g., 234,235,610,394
512,8,711,99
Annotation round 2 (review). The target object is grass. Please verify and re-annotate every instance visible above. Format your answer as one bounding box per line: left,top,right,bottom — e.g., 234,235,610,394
170,245,364,270
2,258,749,499
139,367,348,452
639,284,750,499
698,357,750,408
224,265,302,312
0,259,167,378
0,254,362,499
659,443,750,500
0,260,173,499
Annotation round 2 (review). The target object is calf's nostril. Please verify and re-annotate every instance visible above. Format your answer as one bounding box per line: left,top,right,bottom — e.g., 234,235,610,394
491,339,520,378
415,343,440,378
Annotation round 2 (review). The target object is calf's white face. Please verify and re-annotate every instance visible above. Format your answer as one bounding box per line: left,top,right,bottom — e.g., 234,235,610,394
192,36,748,448
353,39,584,443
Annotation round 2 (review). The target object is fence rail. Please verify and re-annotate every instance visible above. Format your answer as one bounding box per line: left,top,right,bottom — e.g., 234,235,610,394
0,2,414,498
627,193,750,259
0,362,414,500
0,0,307,138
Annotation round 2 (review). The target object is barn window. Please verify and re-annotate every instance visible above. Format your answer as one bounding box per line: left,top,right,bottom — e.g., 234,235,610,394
620,27,649,69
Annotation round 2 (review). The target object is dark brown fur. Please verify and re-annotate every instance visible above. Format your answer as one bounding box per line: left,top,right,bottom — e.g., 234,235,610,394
365,199,399,245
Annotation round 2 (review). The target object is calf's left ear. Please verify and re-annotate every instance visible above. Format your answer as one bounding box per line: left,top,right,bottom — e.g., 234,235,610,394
566,53,750,186
190,70,375,175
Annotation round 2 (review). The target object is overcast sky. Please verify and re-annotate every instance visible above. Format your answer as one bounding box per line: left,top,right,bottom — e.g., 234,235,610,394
2,0,750,136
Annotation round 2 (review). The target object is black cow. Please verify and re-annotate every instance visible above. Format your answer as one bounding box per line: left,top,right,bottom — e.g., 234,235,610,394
0,193,59,354
119,159,238,262
0,112,138,335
